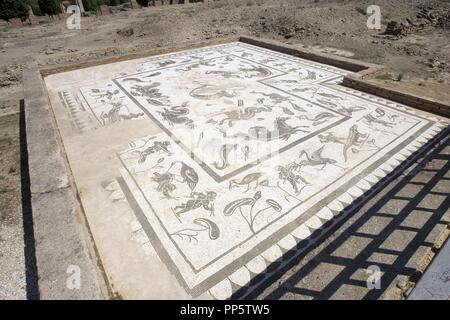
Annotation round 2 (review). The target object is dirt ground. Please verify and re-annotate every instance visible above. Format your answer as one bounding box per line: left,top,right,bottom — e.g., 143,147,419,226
0,110,25,299
0,0,449,299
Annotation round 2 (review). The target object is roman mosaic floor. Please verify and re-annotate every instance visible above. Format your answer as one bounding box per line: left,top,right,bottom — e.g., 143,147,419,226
44,42,449,299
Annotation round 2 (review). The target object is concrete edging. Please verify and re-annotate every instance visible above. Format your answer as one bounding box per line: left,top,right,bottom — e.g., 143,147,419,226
238,36,379,72
342,73,450,118
23,66,108,299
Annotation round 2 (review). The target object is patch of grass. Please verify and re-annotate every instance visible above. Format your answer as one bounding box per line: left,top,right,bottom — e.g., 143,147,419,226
208,0,227,9
382,16,391,25
181,7,196,17
355,5,368,15
375,73,394,81
0,187,13,194
8,166,16,175
0,137,13,146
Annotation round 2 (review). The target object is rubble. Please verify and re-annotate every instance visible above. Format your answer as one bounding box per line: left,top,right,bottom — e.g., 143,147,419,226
384,7,447,36
116,27,134,37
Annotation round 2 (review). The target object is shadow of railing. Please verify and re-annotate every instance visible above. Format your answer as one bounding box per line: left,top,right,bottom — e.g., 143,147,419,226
233,127,450,300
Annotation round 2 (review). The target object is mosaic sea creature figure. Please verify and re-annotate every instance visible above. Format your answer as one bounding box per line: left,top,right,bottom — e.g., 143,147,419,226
143,72,162,78
375,107,399,123
168,161,199,192
239,66,272,78
152,172,177,199
247,117,310,141
298,146,345,170
292,86,319,96
341,125,370,162
176,60,216,72
280,79,299,84
315,91,344,101
99,102,144,125
189,84,237,100
363,114,395,128
439,270,450,283
336,104,366,116
316,99,366,116
158,103,194,129
204,70,237,78
172,191,217,218
122,78,149,83
119,111,145,121
288,101,307,113
136,141,172,163
213,144,237,170
217,106,271,127
158,59,176,67
297,112,337,126
99,102,122,124
251,91,290,104
255,98,295,115
301,70,317,81
229,172,263,192
130,82,169,106
274,62,287,68
205,65,271,79
90,88,120,101
318,125,370,162
277,164,310,194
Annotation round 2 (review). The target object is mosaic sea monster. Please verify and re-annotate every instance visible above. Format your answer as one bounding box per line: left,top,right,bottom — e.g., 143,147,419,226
205,65,272,79
173,191,217,218
216,106,272,127
231,117,310,141
213,144,237,170
318,125,375,162
99,102,144,125
229,172,264,192
136,141,172,163
298,146,345,170
189,84,237,100
158,103,194,129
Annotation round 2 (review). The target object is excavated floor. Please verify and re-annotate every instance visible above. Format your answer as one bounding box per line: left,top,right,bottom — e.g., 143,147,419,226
44,42,448,299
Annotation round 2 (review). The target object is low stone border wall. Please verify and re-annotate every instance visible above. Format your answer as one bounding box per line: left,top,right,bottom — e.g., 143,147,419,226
238,36,379,72
342,74,450,118
23,67,108,299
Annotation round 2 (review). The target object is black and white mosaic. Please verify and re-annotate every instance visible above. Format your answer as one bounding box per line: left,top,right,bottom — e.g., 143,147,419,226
46,42,448,299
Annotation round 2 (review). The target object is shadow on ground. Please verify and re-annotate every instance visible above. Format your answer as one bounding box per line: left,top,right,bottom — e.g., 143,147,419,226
19,99,40,300
236,129,450,300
